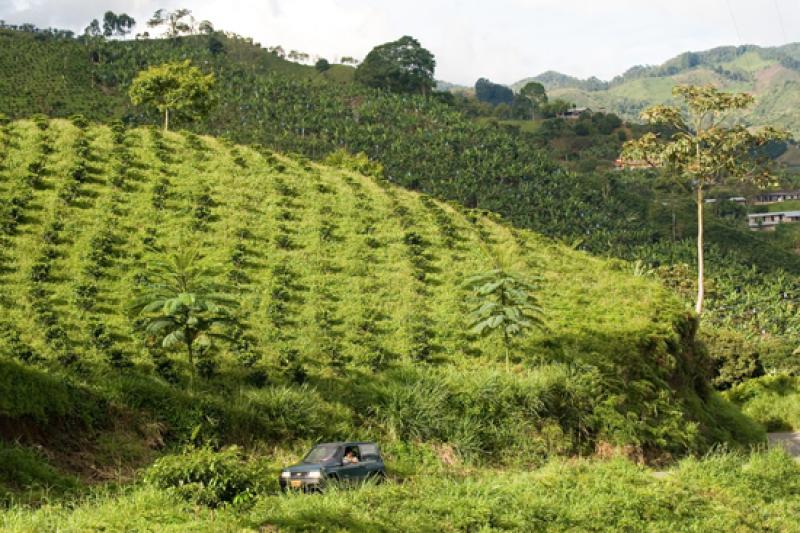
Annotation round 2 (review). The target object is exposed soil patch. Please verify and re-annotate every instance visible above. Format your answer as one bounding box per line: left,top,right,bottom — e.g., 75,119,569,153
0,407,163,484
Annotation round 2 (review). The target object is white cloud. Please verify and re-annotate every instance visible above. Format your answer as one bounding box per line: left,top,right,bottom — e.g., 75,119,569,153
1,0,798,85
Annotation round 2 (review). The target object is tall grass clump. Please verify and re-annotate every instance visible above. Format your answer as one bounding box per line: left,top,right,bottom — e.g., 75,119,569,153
724,374,800,431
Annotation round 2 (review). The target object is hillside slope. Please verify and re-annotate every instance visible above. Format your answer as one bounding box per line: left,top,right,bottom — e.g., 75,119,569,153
513,44,800,135
1,29,798,391
0,118,760,474
0,29,321,118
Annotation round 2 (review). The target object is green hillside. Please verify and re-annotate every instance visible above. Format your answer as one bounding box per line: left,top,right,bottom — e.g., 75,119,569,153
0,116,760,475
512,44,800,135
0,29,319,118
1,117,784,531
0,27,654,256
1,27,798,390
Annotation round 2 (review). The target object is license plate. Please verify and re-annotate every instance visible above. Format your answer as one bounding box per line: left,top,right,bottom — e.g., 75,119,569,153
290,480,302,488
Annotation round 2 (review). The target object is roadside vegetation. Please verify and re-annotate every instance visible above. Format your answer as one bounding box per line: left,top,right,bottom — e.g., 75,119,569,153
725,374,800,431
2,448,799,531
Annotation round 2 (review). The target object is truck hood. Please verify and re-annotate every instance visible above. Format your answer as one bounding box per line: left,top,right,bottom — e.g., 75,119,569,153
284,463,331,473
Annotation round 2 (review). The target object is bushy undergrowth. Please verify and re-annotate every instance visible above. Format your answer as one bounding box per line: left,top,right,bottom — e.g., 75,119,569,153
2,449,798,532
365,364,745,462
724,374,800,431
144,446,267,507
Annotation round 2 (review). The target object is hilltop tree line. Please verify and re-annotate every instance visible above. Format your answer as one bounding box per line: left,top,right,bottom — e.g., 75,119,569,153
83,8,215,40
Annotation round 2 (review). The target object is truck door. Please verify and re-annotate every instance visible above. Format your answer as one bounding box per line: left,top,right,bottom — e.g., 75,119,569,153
338,445,366,482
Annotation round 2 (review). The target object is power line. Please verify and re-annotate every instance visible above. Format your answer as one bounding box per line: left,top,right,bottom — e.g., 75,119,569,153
725,0,743,43
772,0,789,43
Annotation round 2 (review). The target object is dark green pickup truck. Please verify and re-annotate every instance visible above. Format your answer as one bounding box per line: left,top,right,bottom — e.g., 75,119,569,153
279,441,386,491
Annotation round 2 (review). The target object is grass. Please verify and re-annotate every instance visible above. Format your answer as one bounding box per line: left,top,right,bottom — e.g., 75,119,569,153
0,442,80,506
1,448,798,532
725,374,800,431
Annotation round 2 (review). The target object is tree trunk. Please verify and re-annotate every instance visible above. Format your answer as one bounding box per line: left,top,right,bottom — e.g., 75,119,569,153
164,108,170,131
186,335,195,389
503,329,510,372
695,185,704,316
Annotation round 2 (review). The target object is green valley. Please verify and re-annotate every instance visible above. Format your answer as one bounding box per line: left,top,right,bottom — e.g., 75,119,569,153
512,44,800,136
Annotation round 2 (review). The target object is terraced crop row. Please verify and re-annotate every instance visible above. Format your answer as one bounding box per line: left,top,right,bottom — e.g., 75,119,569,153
0,120,685,382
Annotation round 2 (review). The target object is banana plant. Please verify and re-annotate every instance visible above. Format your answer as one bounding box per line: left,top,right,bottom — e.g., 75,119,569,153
464,269,545,370
130,250,236,387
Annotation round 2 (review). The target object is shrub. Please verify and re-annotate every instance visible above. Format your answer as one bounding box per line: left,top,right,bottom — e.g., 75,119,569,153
58,181,81,205
151,178,169,210
42,220,63,245
105,348,133,369
74,281,98,310
701,329,765,390
150,350,180,384
0,324,39,364
322,149,384,178
29,259,51,283
144,446,262,507
69,114,89,129
724,374,800,431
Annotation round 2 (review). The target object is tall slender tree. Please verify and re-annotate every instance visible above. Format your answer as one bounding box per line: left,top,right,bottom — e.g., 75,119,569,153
620,85,789,316
519,81,548,120
147,8,194,38
83,19,101,38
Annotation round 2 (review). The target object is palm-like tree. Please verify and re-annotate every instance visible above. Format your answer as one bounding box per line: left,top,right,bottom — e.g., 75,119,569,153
464,269,545,370
130,250,236,386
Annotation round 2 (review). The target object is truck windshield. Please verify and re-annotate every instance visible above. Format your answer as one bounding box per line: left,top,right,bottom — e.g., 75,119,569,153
303,444,339,464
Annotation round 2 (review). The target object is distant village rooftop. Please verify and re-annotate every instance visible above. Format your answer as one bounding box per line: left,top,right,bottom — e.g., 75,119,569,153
748,210,800,231
557,107,591,119
705,197,746,204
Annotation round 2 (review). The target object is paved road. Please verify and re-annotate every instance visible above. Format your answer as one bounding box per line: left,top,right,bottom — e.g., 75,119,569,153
768,432,800,458
652,433,800,479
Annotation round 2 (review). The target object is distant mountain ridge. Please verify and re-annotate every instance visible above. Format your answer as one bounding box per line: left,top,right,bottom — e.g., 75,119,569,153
510,43,800,135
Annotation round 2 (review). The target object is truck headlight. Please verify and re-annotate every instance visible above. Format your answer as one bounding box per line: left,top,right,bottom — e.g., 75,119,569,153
307,471,322,479
280,471,290,479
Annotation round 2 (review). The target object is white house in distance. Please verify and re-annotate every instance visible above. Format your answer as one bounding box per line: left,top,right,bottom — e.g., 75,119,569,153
748,211,800,231
557,107,591,119
753,191,800,204
705,197,746,205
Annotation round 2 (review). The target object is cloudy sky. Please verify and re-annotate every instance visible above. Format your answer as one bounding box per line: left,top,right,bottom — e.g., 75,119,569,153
1,0,798,85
